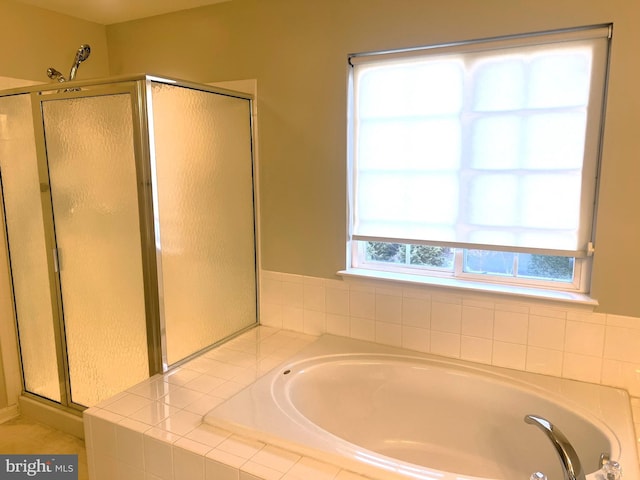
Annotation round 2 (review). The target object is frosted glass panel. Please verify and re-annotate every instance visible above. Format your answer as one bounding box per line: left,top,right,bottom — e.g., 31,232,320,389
151,84,257,364
0,94,61,402
43,94,149,406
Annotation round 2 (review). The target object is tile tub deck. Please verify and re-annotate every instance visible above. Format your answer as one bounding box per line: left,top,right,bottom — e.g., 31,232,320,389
84,326,640,480
84,327,369,480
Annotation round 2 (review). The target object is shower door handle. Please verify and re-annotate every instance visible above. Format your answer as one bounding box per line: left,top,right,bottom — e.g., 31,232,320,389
52,247,60,272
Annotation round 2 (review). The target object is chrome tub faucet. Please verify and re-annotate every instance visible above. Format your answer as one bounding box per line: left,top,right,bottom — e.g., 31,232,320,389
524,414,585,480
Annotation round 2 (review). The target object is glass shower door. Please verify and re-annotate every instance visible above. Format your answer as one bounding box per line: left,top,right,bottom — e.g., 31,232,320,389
41,92,150,406
151,83,258,365
0,93,62,403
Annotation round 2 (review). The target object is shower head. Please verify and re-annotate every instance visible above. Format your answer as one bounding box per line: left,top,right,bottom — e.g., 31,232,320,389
68,44,91,81
47,67,66,83
75,44,91,63
46,43,91,84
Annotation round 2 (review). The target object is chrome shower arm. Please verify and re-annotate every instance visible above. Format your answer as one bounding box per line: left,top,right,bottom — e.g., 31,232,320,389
524,414,585,480
47,67,66,83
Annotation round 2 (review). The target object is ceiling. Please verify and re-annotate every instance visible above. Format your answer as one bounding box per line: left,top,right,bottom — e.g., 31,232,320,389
14,0,232,25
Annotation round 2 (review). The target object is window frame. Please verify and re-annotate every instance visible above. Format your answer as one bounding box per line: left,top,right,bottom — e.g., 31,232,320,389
345,24,612,297
352,242,586,292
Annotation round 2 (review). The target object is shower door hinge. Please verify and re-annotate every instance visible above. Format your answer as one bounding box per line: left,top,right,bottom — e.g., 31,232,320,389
52,247,60,272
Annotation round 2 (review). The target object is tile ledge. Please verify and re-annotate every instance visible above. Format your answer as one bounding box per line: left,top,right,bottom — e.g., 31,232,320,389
338,268,598,307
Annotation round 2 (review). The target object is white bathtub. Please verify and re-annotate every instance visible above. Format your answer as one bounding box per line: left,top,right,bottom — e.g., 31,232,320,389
204,335,638,480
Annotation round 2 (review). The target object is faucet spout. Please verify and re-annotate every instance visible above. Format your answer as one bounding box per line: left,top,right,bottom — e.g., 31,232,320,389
524,414,585,480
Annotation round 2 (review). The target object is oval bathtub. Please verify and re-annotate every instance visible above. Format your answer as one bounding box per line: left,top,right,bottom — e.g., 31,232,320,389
204,335,638,480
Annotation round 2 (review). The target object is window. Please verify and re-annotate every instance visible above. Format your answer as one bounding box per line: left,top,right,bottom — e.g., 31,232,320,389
346,25,611,293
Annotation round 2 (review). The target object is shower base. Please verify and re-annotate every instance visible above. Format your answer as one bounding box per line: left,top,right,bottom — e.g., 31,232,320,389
19,395,84,439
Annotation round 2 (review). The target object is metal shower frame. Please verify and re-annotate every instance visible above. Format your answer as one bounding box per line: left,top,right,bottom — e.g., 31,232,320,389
0,74,259,413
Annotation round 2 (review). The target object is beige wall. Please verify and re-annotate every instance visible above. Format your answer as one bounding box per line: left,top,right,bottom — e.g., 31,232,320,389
0,0,109,82
106,0,640,317
0,0,109,410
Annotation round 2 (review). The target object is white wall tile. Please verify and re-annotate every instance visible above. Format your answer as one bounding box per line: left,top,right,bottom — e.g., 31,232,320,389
431,301,461,333
461,306,494,338
529,305,566,319
282,306,304,332
493,310,528,344
349,317,375,342
564,321,605,356
326,288,349,316
144,431,176,480
260,275,283,305
93,453,118,480
261,271,283,282
430,331,460,358
375,321,402,347
205,457,240,480
431,293,462,305
146,472,166,480
349,290,375,320
566,310,606,325
563,352,603,384
303,283,325,312
463,297,494,309
402,296,430,329
326,313,350,337
118,462,145,480
173,444,205,480
402,285,431,300
88,410,121,458
280,273,304,284
402,326,429,353
528,315,565,351
526,346,563,376
303,275,325,287
281,281,304,309
606,314,640,329
303,310,326,335
494,301,529,315
602,359,640,397
604,326,640,363
461,336,492,364
259,303,283,329
375,293,402,324
116,419,147,469
492,341,526,370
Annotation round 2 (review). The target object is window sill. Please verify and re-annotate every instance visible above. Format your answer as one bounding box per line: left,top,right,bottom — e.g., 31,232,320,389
337,268,598,308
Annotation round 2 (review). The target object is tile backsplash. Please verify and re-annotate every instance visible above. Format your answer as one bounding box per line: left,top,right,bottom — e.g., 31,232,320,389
259,270,640,397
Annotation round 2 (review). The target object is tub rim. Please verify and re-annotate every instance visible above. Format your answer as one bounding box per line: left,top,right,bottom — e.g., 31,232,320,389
204,334,638,480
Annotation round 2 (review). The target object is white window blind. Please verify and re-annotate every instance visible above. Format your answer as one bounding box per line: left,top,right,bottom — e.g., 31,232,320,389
349,25,611,258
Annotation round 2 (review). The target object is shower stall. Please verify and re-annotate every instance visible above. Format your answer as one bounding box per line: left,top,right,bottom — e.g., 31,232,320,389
0,75,258,411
